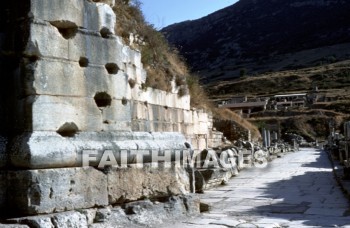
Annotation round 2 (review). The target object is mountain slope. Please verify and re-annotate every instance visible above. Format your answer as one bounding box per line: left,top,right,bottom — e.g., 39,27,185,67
162,0,350,82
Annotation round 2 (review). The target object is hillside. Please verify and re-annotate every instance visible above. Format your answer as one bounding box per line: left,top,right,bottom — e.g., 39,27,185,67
161,0,350,140
208,60,350,101
162,0,350,82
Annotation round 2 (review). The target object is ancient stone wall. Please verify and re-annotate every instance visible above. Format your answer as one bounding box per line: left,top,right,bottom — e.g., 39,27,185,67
0,0,221,217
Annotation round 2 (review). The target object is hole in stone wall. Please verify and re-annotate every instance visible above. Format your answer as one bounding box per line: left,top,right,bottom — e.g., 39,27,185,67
50,21,78,39
124,207,136,215
49,188,54,199
57,122,79,137
128,78,136,88
28,55,40,63
122,97,127,106
184,142,191,149
200,203,210,212
105,63,119,74
79,57,89,67
94,92,112,108
100,27,112,38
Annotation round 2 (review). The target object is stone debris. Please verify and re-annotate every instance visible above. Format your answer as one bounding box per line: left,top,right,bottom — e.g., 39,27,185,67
4,195,199,228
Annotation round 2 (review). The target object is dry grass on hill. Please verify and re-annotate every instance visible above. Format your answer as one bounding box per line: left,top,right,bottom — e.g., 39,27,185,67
111,0,259,136
112,0,188,92
208,60,350,101
112,0,214,111
213,108,261,140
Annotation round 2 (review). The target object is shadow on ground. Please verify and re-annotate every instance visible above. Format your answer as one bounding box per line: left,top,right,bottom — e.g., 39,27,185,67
242,149,350,226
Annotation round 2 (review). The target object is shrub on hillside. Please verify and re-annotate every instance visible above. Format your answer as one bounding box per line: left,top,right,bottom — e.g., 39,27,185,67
113,0,188,93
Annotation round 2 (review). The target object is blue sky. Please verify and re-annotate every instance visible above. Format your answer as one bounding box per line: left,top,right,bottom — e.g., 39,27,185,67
140,0,239,29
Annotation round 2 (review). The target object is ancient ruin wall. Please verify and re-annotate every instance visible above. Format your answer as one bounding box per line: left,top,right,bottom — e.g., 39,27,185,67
0,0,220,216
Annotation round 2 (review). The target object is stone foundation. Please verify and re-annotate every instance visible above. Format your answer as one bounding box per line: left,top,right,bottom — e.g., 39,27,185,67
2,164,189,216
5,195,199,228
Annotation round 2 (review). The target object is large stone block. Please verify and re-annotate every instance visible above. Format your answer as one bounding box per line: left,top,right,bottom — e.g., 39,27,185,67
14,95,134,132
130,86,190,110
26,21,69,60
194,122,209,135
0,225,29,228
107,165,190,204
69,30,124,67
183,124,194,136
70,29,142,70
174,94,191,110
175,109,185,123
15,95,103,132
150,104,163,121
10,132,188,169
131,120,150,132
8,211,88,228
22,58,131,100
162,122,174,132
10,132,77,168
51,212,88,228
164,109,174,124
198,112,208,122
183,110,193,124
84,67,131,100
100,99,132,131
26,21,142,70
131,101,148,120
30,0,116,34
7,167,108,215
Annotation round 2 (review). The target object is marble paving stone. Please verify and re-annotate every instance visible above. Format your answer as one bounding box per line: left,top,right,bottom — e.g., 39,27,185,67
164,148,350,227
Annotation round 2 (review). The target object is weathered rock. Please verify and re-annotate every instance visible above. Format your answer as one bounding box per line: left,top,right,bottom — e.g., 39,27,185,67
10,132,77,168
79,208,97,225
123,200,168,225
108,165,190,204
195,169,234,192
91,206,131,227
94,207,113,223
10,132,188,169
9,216,54,228
91,195,200,227
25,21,141,71
182,194,201,215
14,95,104,132
30,0,115,34
51,212,88,228
22,58,131,100
0,225,30,228
5,194,200,228
8,211,88,228
7,167,108,215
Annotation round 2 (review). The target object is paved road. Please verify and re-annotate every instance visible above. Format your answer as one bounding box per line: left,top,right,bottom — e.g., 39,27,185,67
167,148,350,227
